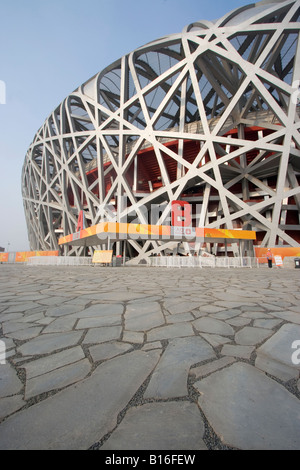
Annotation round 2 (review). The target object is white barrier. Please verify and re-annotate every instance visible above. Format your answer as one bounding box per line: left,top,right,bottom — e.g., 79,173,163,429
148,256,259,268
27,256,93,266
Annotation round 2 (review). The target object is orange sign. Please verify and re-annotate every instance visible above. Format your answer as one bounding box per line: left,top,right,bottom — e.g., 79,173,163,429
0,253,8,262
274,256,283,267
92,250,113,264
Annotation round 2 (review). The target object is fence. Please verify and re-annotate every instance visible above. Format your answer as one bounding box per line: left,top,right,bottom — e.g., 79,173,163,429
8,255,296,268
26,256,129,267
27,256,93,266
148,256,260,268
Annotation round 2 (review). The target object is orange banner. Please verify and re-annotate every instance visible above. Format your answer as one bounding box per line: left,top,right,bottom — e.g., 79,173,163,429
203,228,256,240
0,253,9,262
15,251,59,262
15,251,36,262
35,251,59,257
59,222,256,245
255,247,300,263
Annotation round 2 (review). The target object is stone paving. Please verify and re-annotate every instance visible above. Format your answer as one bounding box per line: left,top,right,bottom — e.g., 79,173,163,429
0,264,299,450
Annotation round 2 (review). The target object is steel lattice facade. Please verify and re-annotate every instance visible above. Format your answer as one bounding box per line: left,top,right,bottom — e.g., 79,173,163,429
22,0,300,261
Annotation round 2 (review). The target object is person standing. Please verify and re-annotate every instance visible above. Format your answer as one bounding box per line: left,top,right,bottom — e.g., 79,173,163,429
266,248,273,268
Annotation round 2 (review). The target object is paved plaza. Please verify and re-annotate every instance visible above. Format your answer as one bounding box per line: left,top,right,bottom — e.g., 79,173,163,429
0,264,299,450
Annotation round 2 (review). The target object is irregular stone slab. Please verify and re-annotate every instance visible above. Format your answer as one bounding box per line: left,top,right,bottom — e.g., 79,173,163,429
3,303,38,313
193,317,234,337
95,292,145,302
196,362,300,450
25,359,91,399
42,317,77,333
165,300,201,315
225,317,251,327
2,321,28,335
0,396,25,421
70,293,114,302
22,312,45,323
288,305,300,314
0,313,23,323
17,331,83,356
213,292,258,303
21,307,44,316
72,303,123,319
215,301,256,309
235,327,272,346
102,402,207,450
15,294,48,302
253,319,282,329
89,342,133,362
263,303,286,312
271,301,292,308
269,310,300,325
166,312,194,323
76,315,122,329
83,326,122,344
128,295,162,303
240,305,268,312
20,347,85,379
199,333,232,348
122,331,144,344
36,317,54,325
241,311,272,319
6,326,43,341
211,309,241,320
45,304,85,318
190,357,236,380
125,302,164,332
255,323,300,381
192,310,210,319
144,336,215,399
13,284,46,292
0,350,160,450
221,344,254,360
147,323,194,342
61,297,89,306
37,297,70,306
142,341,162,351
0,364,23,398
199,305,225,314
163,293,189,304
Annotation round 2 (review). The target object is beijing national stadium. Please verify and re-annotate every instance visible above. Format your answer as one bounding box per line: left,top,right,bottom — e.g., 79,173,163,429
22,0,300,265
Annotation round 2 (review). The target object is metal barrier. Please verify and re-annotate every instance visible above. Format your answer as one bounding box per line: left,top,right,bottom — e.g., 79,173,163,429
27,256,129,267
27,256,93,266
148,256,259,268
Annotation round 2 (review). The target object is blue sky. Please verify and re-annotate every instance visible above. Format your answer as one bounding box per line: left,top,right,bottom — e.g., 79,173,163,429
0,0,251,252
